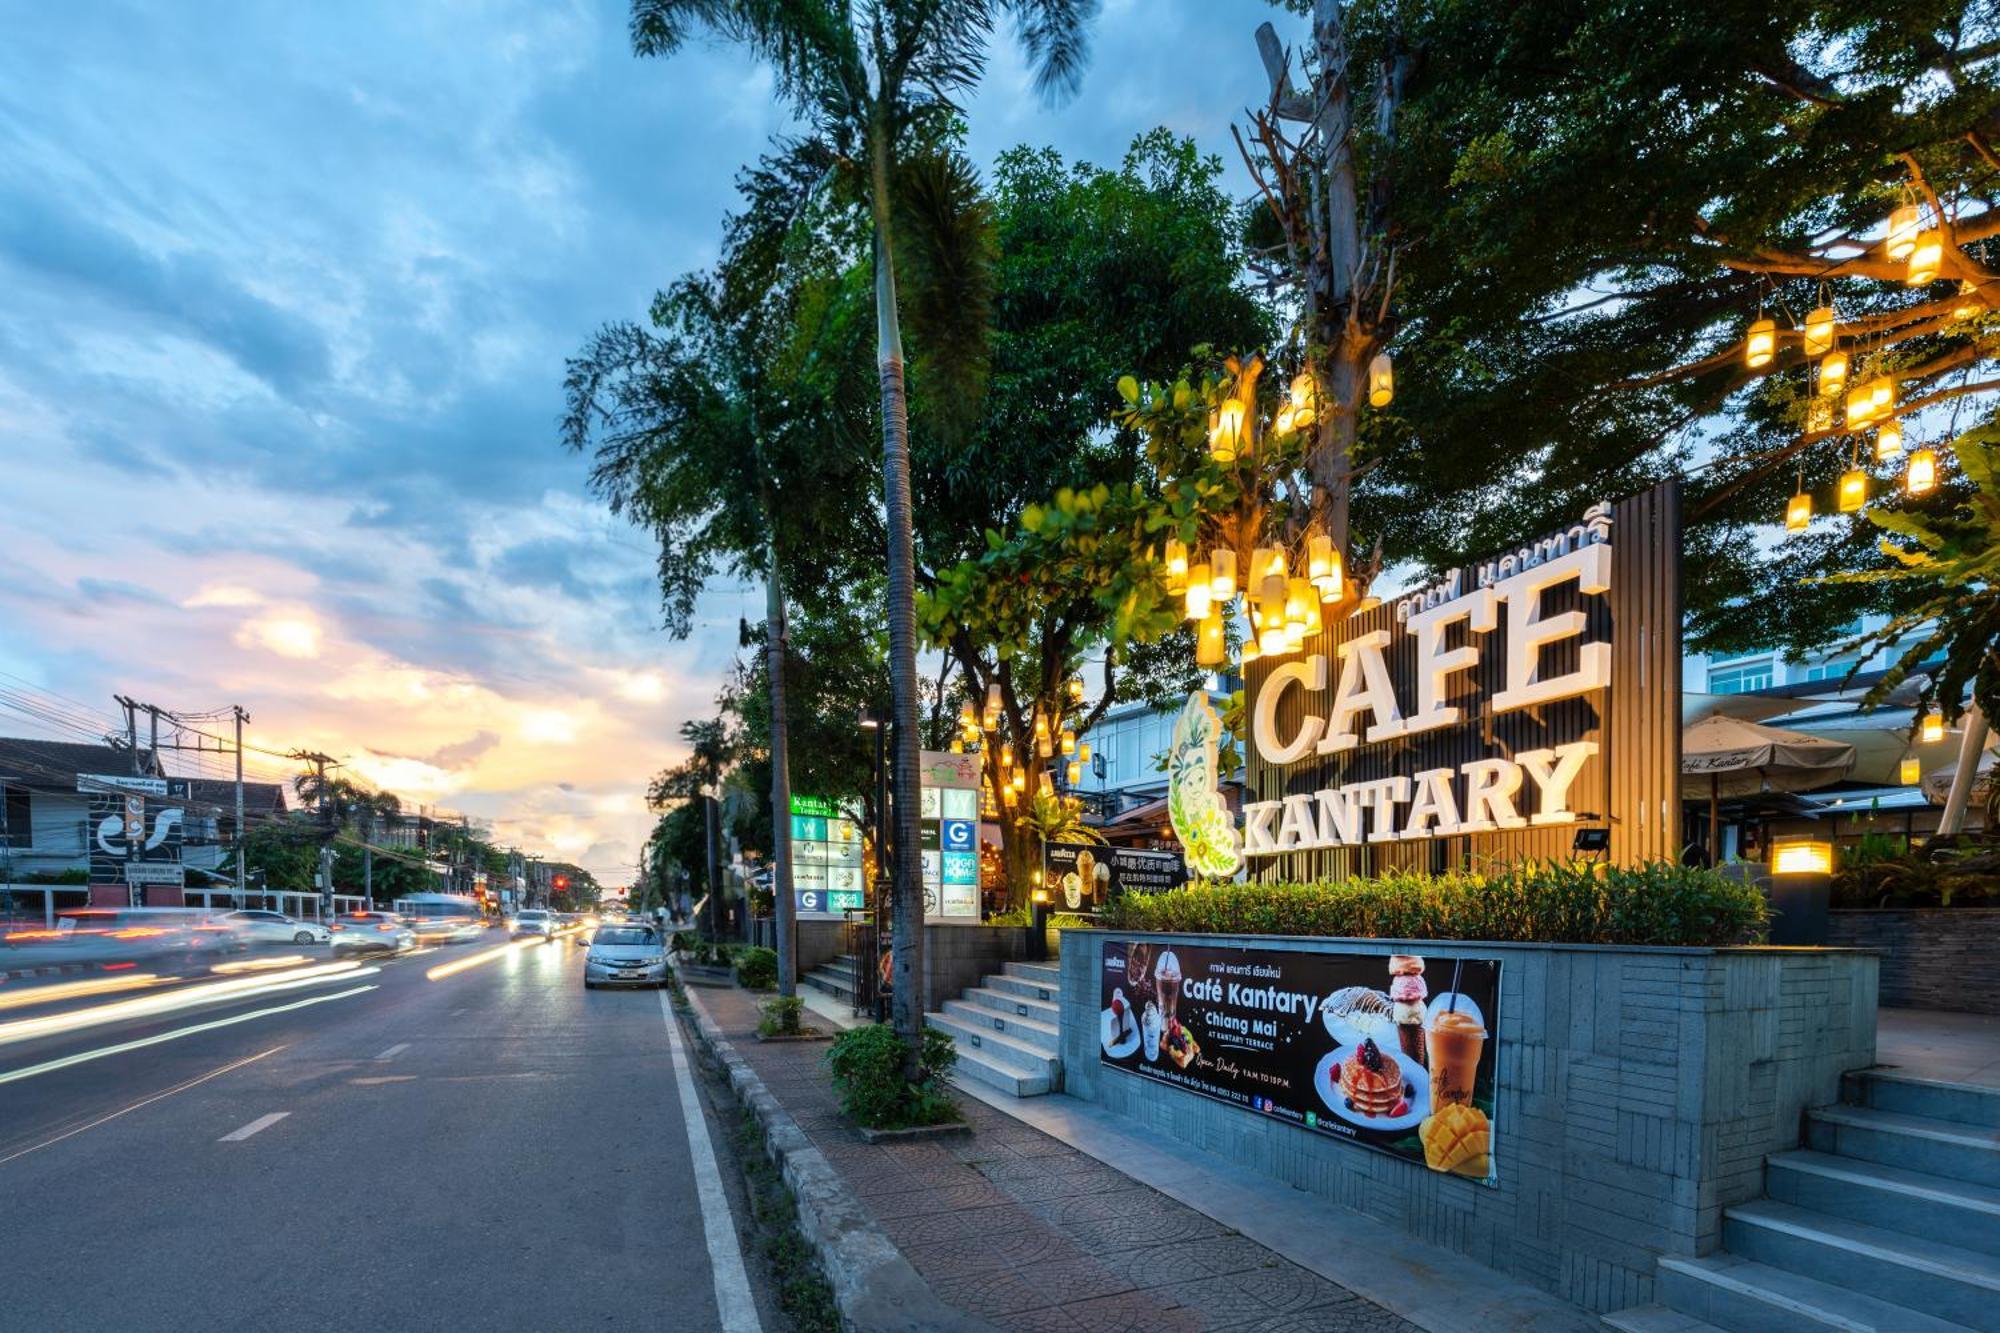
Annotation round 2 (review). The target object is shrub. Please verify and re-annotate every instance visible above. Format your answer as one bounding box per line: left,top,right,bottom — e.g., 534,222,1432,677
824,1024,960,1129
1098,860,1768,947
985,907,1030,926
735,946,779,990
758,995,806,1037
669,930,694,956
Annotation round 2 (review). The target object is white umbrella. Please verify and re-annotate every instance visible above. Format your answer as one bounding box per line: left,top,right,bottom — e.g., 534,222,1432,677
1682,714,1858,856
1922,749,1996,807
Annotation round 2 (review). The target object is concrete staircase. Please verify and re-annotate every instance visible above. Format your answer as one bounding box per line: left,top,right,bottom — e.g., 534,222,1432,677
927,961,1064,1099
801,954,860,1005
1605,1069,2000,1332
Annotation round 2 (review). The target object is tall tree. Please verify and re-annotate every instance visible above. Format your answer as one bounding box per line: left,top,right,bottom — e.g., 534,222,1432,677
629,0,1101,1073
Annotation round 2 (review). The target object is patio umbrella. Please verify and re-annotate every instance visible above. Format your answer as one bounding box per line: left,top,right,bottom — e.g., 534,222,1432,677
1681,714,1858,857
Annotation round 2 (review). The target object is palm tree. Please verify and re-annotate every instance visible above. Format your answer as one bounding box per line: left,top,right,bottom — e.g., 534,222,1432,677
629,0,1099,1071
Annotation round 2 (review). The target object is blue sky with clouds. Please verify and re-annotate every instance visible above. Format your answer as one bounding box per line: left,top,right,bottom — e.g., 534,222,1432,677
0,0,1292,878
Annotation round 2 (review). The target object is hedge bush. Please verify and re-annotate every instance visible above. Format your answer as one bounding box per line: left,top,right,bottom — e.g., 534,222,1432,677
1097,860,1767,947
734,945,779,990
824,1024,959,1129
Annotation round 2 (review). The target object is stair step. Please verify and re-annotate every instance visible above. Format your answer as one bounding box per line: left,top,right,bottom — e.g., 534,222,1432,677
801,970,855,1001
1807,1104,2000,1187
1722,1199,2000,1330
1598,1303,1725,1333
987,969,1062,1004
926,1011,1061,1078
941,997,1059,1049
958,985,1061,1025
815,957,858,978
1657,1252,1975,1333
1767,1150,2000,1255
1843,1070,2000,1130
948,1045,1054,1098
1004,960,1061,984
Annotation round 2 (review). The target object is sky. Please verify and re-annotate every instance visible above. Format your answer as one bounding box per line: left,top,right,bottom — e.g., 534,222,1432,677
0,0,1292,883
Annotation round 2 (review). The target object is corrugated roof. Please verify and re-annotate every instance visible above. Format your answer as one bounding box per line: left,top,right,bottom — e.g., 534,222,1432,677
0,736,161,789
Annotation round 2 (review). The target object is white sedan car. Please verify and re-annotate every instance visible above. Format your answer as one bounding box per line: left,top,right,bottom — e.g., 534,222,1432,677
220,909,330,945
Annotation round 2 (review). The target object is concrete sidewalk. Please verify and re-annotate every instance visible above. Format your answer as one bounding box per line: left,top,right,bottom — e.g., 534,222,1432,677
689,982,1418,1332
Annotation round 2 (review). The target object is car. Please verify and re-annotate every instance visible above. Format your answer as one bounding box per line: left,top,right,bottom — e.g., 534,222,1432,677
328,910,416,956
583,924,669,988
220,909,330,945
509,909,558,939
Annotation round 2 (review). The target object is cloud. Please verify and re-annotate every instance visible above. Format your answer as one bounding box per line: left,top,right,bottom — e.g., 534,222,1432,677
426,730,502,768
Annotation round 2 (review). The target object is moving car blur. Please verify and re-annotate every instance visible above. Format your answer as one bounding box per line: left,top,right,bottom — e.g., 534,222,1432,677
393,893,488,944
220,908,330,945
328,910,416,956
509,908,558,939
583,923,668,988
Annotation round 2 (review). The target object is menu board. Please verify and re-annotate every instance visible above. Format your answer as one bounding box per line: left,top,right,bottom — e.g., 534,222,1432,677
920,750,982,920
1097,939,1501,1184
1045,843,1186,910
790,796,864,917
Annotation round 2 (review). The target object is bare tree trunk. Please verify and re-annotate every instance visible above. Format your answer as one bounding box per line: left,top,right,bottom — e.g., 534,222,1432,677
870,117,928,1079
764,531,797,998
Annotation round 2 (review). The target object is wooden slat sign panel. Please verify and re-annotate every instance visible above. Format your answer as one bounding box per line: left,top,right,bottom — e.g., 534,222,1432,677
1243,483,1681,879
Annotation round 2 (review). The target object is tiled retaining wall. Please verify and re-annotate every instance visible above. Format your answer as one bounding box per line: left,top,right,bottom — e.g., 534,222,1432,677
1058,932,1877,1315
921,923,1034,1013
1828,909,2000,1014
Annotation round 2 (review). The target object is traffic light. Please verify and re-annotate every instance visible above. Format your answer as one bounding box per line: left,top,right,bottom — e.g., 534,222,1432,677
553,875,569,892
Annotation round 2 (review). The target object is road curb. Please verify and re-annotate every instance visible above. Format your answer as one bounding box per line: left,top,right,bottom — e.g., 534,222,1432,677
678,986,999,1333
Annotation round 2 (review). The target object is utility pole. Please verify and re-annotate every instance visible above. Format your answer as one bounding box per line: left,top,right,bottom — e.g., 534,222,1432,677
232,705,249,909
703,791,722,939
114,695,139,771
363,811,375,910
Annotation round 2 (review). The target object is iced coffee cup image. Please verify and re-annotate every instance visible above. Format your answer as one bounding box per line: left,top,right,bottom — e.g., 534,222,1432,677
1141,1000,1163,1061
1155,950,1183,1028
1425,1005,1487,1108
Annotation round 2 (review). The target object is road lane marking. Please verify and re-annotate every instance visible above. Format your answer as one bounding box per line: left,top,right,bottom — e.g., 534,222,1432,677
218,1111,290,1142
0,1046,285,1167
348,1075,417,1085
374,1042,410,1060
659,990,761,1333
0,985,377,1086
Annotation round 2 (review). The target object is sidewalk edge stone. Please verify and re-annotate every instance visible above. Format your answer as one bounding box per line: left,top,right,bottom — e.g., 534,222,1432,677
679,986,1001,1333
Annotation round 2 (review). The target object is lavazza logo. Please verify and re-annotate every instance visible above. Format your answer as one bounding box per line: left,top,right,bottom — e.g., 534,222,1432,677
1243,504,1614,855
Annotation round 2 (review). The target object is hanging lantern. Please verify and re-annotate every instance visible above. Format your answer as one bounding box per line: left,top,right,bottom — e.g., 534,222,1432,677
1038,771,1054,797
1164,538,1188,592
958,702,977,731
1806,397,1833,434
1744,317,1777,369
1209,548,1237,601
1273,406,1295,436
1195,611,1226,667
1000,742,1014,768
1282,620,1308,649
1367,352,1394,408
1066,760,1083,786
1256,573,1286,628
1184,579,1212,621
1001,781,1017,805
1899,755,1921,785
1285,577,1314,629
1886,204,1922,260
1303,596,1324,636
1078,741,1091,764
1818,350,1848,396
1068,677,1085,703
1876,419,1903,459
1060,729,1076,757
1240,638,1262,665
1906,232,1943,286
1845,383,1875,428
1920,712,1945,744
1289,370,1318,421
1871,378,1896,416
1954,281,1982,321
1785,490,1811,532
1838,469,1867,513
1209,400,1245,462
1258,625,1289,656
1011,767,1027,793
1032,712,1048,739
1307,533,1333,585
948,736,965,754
1803,304,1836,357
1906,448,1938,496
1264,547,1287,579
1037,734,1054,760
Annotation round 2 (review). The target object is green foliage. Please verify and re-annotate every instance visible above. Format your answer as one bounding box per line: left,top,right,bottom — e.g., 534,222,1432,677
1833,843,2000,909
1013,789,1103,847
15,868,89,885
736,946,778,990
758,994,807,1037
985,907,1031,926
824,1023,960,1130
1100,862,1769,947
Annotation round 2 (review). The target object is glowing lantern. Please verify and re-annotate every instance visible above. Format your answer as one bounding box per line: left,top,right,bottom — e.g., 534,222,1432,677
1194,612,1226,667
1282,620,1307,648
1037,734,1053,759
1254,546,1285,580
1273,405,1295,435
983,681,1001,729
1000,742,1014,768
1900,755,1921,785
1906,232,1943,286
1164,538,1188,592
1060,729,1076,757
1803,304,1836,357
1906,448,1938,496
1876,419,1902,459
1038,771,1054,797
1011,767,1026,793
1772,840,1834,876
1066,760,1083,785
1303,596,1324,636
1256,573,1287,627
1838,469,1867,513
1068,677,1085,703
1368,352,1394,408
1289,370,1318,422
1184,580,1212,621
1955,281,1982,321
1285,577,1314,630
1871,378,1896,415
1033,713,1048,740
1258,625,1289,656
1209,548,1237,600
1078,742,1091,764
1845,383,1875,428
1819,350,1848,396
1921,712,1945,744
1210,400,1245,462
1806,397,1833,434
1240,638,1261,665
1785,490,1811,532
1885,204,1922,260
958,702,977,731
1744,317,1776,369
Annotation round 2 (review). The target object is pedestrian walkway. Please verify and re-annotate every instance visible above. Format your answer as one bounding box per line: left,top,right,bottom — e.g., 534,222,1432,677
693,983,1417,1333
1877,1005,2000,1087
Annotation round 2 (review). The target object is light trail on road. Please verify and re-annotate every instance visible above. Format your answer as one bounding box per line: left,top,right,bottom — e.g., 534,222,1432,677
0,960,373,1048
211,955,311,974
0,973,163,1012
426,937,545,982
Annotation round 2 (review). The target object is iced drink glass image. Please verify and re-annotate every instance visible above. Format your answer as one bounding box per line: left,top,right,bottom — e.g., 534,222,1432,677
1426,1008,1487,1107
1155,950,1183,1028
1142,1001,1162,1061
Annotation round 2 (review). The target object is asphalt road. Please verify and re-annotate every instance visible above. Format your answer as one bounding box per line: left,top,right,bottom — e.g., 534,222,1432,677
0,933,768,1332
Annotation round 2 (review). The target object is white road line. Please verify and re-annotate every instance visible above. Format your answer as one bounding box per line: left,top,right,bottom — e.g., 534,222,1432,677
0,1046,285,1168
218,1111,290,1142
659,991,761,1333
374,1042,410,1061
0,986,376,1086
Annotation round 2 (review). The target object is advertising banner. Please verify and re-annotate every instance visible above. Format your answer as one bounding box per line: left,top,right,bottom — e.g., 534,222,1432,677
82,774,188,892
1045,842,1186,909
789,797,865,916
1097,938,1500,1184
921,750,982,920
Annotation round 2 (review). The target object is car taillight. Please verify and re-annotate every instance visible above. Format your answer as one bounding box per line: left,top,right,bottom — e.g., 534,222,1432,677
376,924,394,932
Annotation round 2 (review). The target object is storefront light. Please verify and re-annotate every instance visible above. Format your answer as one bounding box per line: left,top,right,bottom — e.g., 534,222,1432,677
1771,839,1834,876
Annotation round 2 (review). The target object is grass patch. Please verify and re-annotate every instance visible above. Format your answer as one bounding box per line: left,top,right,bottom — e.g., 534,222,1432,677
731,1108,840,1333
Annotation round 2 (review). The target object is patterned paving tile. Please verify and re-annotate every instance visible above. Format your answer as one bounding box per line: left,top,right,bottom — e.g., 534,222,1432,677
930,1265,1065,1316
1055,1291,1203,1333
864,1180,1006,1218
1228,1264,1354,1314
